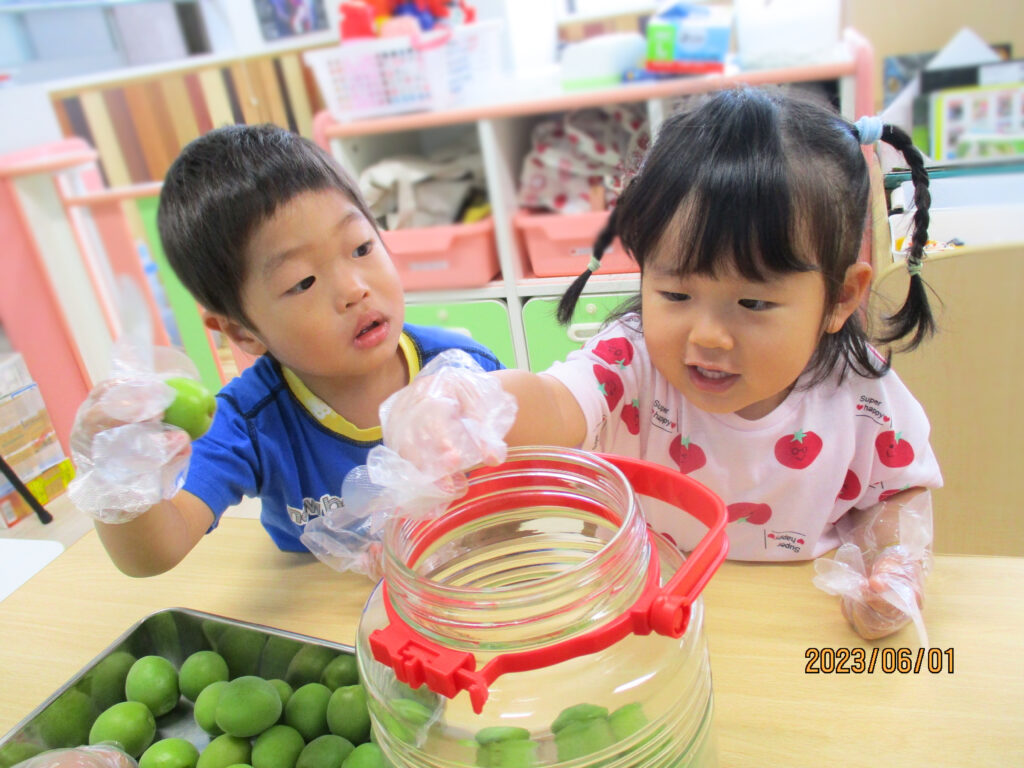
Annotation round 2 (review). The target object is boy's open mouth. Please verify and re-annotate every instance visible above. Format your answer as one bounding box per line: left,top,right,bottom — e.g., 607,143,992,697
356,320,382,338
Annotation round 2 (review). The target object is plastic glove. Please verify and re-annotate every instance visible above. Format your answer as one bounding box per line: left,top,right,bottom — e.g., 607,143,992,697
379,348,515,479
67,277,203,524
12,746,137,768
67,325,205,528
301,349,517,578
840,545,926,640
813,492,933,644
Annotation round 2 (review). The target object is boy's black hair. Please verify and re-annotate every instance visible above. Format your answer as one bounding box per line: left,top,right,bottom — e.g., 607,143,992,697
158,123,378,327
557,86,934,385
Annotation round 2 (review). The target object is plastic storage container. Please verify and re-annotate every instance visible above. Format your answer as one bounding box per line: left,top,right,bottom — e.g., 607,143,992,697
356,447,728,767
734,0,841,70
304,20,505,122
405,300,516,369
516,210,639,278
383,218,501,291
522,294,632,372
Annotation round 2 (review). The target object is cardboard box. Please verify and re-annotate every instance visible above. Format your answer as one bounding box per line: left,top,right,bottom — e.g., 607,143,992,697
0,458,74,528
0,381,74,529
0,353,32,400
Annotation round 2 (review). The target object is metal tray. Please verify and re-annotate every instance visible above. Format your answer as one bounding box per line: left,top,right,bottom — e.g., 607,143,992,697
0,608,355,767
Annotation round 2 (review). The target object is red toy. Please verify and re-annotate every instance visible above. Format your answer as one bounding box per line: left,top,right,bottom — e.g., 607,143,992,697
339,0,475,40
339,1,375,38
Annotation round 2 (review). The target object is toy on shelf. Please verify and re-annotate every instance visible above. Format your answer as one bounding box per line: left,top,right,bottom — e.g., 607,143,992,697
338,0,474,40
312,4,499,122
645,2,732,75
339,1,376,38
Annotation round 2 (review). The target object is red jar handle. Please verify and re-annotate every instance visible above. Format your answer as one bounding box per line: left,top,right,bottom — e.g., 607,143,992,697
598,454,729,636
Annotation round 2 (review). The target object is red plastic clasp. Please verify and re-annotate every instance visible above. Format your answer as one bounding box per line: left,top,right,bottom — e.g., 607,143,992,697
369,620,490,712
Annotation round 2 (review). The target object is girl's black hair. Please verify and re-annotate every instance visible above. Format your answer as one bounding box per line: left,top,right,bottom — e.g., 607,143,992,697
158,123,378,328
556,87,935,383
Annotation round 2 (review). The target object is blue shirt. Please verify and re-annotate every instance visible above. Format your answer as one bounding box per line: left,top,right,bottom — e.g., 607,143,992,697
183,324,504,551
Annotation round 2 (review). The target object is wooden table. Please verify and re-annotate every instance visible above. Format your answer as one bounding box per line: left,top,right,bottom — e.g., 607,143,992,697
1,518,1021,767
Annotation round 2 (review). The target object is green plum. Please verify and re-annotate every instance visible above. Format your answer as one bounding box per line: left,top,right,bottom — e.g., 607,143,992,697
163,377,216,440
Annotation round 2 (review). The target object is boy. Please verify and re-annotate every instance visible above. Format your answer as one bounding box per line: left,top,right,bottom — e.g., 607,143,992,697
68,124,503,577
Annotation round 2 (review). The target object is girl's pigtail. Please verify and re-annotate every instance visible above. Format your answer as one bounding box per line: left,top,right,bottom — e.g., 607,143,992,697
875,123,936,350
556,205,620,325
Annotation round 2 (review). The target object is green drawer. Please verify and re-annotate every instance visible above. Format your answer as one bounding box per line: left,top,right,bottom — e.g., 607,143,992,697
522,294,632,372
405,300,516,369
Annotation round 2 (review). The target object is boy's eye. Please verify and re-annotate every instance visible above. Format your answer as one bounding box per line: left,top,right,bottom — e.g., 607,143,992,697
661,291,690,302
739,298,772,310
288,276,316,295
353,240,374,258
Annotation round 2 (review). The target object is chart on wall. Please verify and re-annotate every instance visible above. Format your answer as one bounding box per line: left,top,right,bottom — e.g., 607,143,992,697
253,0,328,41
930,83,1024,161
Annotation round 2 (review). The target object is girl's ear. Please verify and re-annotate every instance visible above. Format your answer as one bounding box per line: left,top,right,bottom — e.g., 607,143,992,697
826,261,873,334
203,310,268,357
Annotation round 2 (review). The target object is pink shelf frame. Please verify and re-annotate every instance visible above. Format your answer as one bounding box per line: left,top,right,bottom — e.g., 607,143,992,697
313,28,875,145
0,139,256,455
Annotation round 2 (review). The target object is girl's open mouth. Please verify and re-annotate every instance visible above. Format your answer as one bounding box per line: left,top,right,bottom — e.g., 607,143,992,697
688,365,738,392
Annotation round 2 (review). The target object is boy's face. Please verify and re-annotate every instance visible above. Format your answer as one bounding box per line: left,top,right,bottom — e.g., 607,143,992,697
234,188,405,390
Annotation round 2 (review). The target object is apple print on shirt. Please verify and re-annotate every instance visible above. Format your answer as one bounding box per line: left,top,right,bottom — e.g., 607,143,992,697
838,469,861,500
593,337,634,369
670,435,706,474
593,365,624,411
621,398,640,434
727,502,772,525
875,430,915,467
774,429,822,469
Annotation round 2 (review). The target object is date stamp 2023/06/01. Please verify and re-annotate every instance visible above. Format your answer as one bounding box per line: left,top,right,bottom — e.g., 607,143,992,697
804,647,955,674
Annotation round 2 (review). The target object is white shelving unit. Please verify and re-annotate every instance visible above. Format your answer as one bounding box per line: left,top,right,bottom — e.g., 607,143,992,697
312,30,875,369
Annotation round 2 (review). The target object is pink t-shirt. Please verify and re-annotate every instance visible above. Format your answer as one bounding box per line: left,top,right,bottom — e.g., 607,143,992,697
542,316,943,561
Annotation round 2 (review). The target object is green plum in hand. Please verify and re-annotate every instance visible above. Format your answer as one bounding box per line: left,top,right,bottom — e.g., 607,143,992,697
163,377,216,440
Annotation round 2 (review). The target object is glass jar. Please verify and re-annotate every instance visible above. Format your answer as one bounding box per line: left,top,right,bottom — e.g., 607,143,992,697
355,447,727,768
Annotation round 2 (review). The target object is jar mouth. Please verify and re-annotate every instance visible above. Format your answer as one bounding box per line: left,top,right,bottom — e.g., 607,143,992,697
381,447,650,649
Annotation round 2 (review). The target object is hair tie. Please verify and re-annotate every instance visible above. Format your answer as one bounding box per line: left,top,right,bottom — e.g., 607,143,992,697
854,116,885,145
587,255,601,273
906,259,923,277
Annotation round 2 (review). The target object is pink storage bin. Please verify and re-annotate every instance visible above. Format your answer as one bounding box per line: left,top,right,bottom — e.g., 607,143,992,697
381,217,500,291
515,210,639,278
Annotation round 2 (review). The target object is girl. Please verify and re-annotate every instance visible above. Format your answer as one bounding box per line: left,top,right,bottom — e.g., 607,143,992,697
383,87,943,640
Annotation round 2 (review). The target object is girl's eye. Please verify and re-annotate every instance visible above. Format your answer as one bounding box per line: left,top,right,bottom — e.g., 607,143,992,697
661,291,690,302
288,276,316,295
739,298,772,310
353,240,374,258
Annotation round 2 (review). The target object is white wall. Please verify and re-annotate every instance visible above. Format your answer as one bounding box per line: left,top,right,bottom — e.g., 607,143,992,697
0,85,63,155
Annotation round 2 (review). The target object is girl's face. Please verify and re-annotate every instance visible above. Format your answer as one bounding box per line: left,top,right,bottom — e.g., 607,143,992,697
233,189,406,392
641,248,831,421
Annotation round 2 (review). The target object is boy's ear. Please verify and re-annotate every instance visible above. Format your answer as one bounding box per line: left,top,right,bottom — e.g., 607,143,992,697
202,310,267,357
826,261,873,334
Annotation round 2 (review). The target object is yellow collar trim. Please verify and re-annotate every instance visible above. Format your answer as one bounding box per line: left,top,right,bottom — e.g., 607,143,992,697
281,332,420,442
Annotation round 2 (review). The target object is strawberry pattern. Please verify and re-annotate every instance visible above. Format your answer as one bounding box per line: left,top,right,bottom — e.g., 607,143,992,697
669,435,706,474
875,430,915,468
727,502,773,525
593,337,635,369
620,398,640,435
837,469,861,501
593,364,624,411
774,429,823,469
